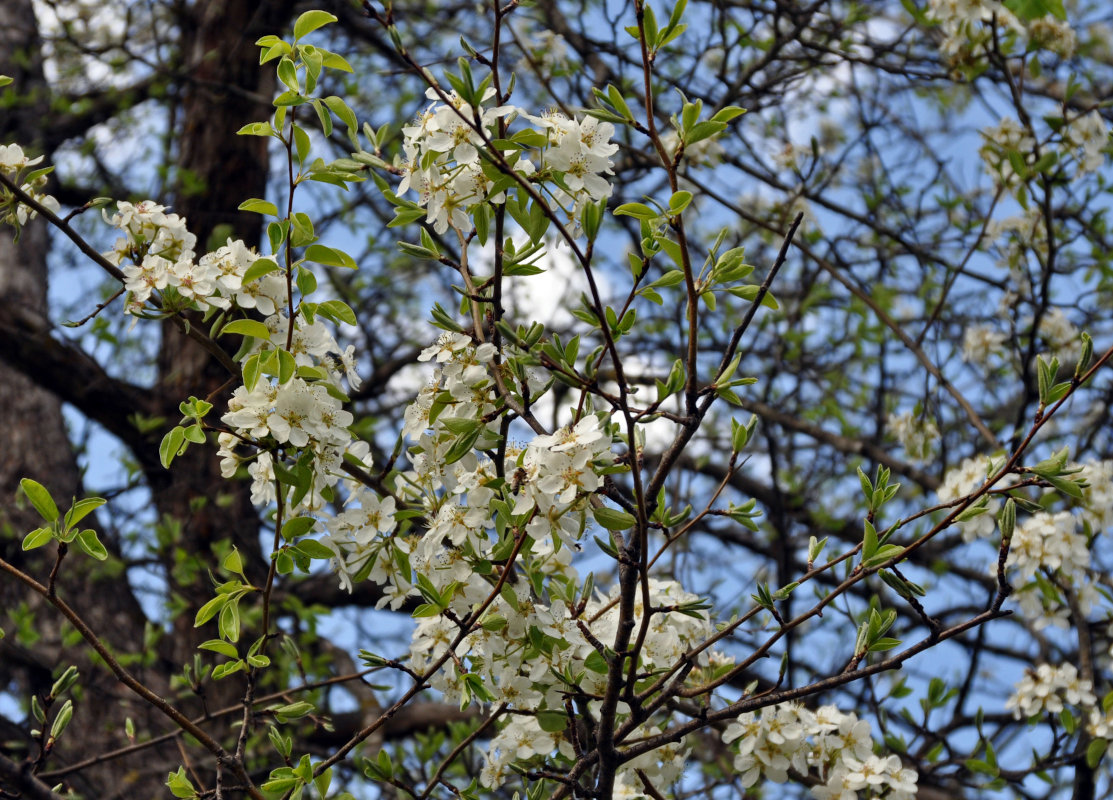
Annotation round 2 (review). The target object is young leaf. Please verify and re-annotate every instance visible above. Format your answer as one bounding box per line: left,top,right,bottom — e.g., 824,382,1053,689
20,478,59,522
593,506,637,531
222,319,273,340
293,10,338,40
75,529,108,561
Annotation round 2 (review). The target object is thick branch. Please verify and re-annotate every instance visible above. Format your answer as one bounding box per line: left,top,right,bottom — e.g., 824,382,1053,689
0,303,161,472
0,752,69,800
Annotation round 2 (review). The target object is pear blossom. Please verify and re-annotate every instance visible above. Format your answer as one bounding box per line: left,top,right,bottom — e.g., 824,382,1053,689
936,454,1000,541
886,411,938,463
961,324,1007,365
1007,662,1095,718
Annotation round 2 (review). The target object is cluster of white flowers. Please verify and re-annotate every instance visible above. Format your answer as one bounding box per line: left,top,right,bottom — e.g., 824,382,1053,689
886,411,939,463
0,143,60,226
927,0,1077,62
476,579,707,788
1060,110,1108,175
1035,307,1082,365
986,205,1046,272
100,201,370,526
1086,706,1113,760
1027,15,1078,56
722,703,917,800
936,454,1000,541
961,324,1007,365
516,27,570,76
1006,662,1095,719
315,331,728,789
1006,511,1087,583
978,111,1107,197
216,352,363,513
978,117,1036,190
1005,510,1100,627
103,201,286,315
398,87,515,234
926,0,1022,61
938,453,1113,628
398,88,616,235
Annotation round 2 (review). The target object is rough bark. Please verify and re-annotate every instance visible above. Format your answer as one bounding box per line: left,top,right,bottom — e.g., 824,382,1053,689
0,2,176,796
151,1,295,663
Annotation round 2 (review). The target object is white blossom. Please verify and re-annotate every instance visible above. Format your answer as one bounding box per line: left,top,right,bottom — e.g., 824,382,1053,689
1006,662,1095,718
961,324,1007,365
886,411,939,463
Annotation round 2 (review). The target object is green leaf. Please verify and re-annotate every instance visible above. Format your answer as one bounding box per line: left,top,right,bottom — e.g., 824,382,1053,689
277,57,299,95
212,660,246,679
322,51,353,72
21,527,53,552
1086,738,1107,768
602,84,633,120
281,516,317,541
242,353,262,392
167,767,198,799
293,10,337,40
237,121,275,137
862,519,878,560
593,506,637,531
293,124,311,166
199,639,239,658
219,599,241,642
239,198,278,217
305,243,358,269
316,299,357,326
726,284,779,309
222,319,273,340
277,348,296,384
1044,474,1084,499
1003,0,1066,21
223,547,245,576
182,424,206,444
710,106,746,124
312,98,332,136
863,544,904,568
50,699,73,739
194,594,230,627
20,478,59,522
296,539,335,559
295,263,317,296
160,427,187,469
75,529,108,561
536,710,569,732
668,190,693,214
614,202,659,220
322,95,358,132
50,666,79,697
243,257,280,284
314,767,332,799
584,649,610,673
870,636,902,652
649,270,686,289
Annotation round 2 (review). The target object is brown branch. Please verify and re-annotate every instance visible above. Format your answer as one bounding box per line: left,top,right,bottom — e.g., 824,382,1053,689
0,172,239,376
0,751,69,800
0,556,265,800
0,302,161,472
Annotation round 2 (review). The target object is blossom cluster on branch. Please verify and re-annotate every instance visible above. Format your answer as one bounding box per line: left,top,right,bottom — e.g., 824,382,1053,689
2,0,1112,797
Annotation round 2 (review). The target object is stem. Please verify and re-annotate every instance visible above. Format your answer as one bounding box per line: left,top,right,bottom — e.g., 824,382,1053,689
0,556,266,800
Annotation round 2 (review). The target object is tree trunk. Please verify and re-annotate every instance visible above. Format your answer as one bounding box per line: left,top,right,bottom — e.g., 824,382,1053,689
0,3,178,796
